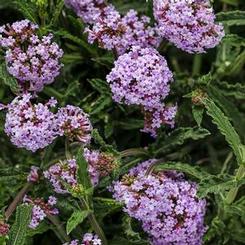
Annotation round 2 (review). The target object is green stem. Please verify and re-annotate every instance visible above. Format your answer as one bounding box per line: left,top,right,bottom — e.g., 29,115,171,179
192,54,202,76
48,215,70,243
145,159,165,176
65,138,72,159
79,198,107,245
225,165,245,204
5,182,32,221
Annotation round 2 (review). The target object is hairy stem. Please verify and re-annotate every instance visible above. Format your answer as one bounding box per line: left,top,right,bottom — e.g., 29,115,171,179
225,164,245,204
192,54,202,76
5,182,32,221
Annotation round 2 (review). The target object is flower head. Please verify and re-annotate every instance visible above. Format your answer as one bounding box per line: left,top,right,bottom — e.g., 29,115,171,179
84,148,118,186
107,46,173,110
57,105,92,144
0,221,10,236
0,20,63,92
4,94,59,152
65,0,107,24
44,158,78,194
23,195,58,229
153,0,224,53
111,160,207,245
86,9,160,55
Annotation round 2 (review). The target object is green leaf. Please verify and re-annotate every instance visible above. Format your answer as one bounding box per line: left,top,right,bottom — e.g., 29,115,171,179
192,106,204,127
154,162,212,180
76,148,92,190
66,209,91,235
154,127,210,155
203,98,243,163
216,11,245,26
14,0,37,23
90,96,112,115
208,85,245,140
88,79,111,95
217,81,245,99
198,175,236,198
49,0,64,26
8,205,32,245
93,197,122,222
122,215,142,242
0,63,19,93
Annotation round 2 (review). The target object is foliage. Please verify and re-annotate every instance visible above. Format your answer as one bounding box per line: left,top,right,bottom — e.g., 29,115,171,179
0,0,244,245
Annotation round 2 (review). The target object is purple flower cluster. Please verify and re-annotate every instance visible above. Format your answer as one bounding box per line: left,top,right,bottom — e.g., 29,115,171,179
86,8,160,55
57,105,92,144
27,166,40,183
153,0,225,53
0,20,63,92
23,195,58,229
44,159,78,194
107,46,176,136
2,94,92,152
63,233,101,245
111,160,206,245
65,0,107,25
142,106,177,137
84,148,118,186
4,94,58,152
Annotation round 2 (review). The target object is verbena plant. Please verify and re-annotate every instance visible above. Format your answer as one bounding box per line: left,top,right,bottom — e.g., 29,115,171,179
0,0,244,244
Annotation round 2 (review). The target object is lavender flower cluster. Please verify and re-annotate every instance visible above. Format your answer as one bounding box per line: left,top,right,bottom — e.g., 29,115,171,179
44,158,78,194
107,46,176,136
23,195,58,229
86,8,160,55
44,150,117,193
2,93,92,152
27,166,40,183
111,160,206,244
64,233,101,245
4,94,59,152
153,0,225,53
0,20,63,92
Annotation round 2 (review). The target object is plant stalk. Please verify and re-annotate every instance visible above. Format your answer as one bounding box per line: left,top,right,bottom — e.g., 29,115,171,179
120,148,149,158
5,182,32,221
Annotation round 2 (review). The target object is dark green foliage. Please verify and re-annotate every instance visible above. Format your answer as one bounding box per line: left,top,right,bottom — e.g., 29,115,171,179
0,0,244,244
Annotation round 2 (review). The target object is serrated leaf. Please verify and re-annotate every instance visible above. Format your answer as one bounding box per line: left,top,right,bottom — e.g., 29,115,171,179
14,0,37,23
208,85,245,140
66,209,91,235
90,96,112,115
154,162,212,180
122,215,142,242
154,127,210,155
8,205,32,245
192,106,204,127
0,63,19,93
217,81,245,99
216,11,245,26
203,98,243,163
198,176,236,198
88,79,111,95
49,0,64,26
